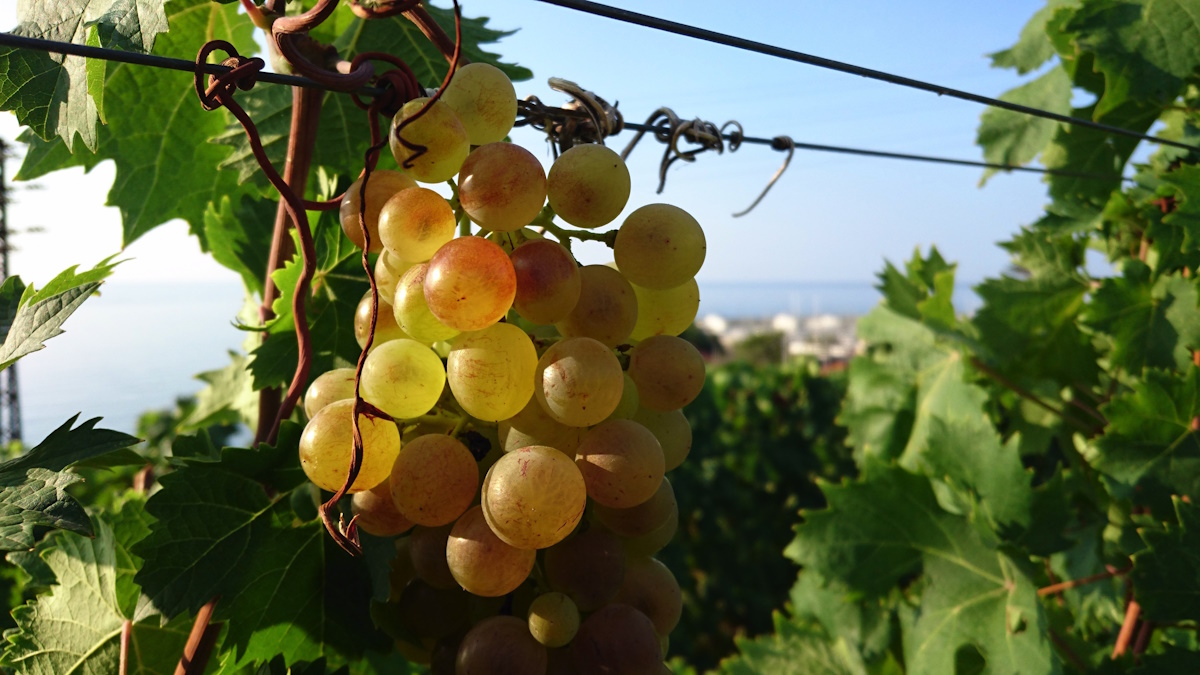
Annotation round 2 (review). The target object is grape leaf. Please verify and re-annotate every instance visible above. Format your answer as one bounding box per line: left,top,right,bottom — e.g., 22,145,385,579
989,0,1080,74
1131,498,1200,622
209,83,296,189
205,192,276,295
977,67,1072,184
183,351,258,430
1155,165,1200,260
788,571,893,661
714,613,868,675
0,469,90,552
13,128,102,180
1083,264,1200,374
0,279,101,370
0,413,140,475
1041,101,1158,214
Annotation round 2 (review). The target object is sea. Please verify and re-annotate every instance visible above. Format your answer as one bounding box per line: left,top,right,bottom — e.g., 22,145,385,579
14,279,982,445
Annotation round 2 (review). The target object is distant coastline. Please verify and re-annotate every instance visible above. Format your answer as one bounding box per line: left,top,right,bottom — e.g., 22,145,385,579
697,280,982,319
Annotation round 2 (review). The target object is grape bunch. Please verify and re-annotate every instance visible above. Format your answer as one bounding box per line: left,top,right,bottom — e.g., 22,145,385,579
299,62,704,674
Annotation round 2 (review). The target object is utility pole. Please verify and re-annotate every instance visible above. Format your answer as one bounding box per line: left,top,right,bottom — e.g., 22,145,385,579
0,139,22,446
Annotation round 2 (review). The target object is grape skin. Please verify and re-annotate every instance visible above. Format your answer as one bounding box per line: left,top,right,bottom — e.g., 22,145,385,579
555,265,638,348
621,508,678,557
575,419,665,509
629,278,700,341
481,445,587,550
527,592,580,648
351,480,414,537
393,263,461,345
606,372,640,421
459,143,547,233
424,236,517,332
627,335,707,412
593,477,676,539
543,526,626,612
389,98,470,184
498,397,586,457
446,505,536,597
303,367,357,419
360,339,446,419
375,250,415,305
378,187,457,263
571,604,662,675
409,523,458,589
390,434,479,527
614,204,706,289
340,170,417,253
535,337,625,427
510,239,582,325
456,615,547,675
615,557,683,636
298,399,400,493
439,62,518,145
447,323,538,422
354,292,410,349
546,144,631,229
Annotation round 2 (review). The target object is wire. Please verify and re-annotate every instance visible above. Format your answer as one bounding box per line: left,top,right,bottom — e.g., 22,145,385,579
530,0,1200,154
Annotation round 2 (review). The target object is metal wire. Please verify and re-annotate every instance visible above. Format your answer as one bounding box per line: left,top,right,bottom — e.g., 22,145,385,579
530,0,1200,154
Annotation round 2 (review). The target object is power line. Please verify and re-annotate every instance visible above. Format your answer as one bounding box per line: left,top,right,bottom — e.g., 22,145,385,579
529,0,1200,154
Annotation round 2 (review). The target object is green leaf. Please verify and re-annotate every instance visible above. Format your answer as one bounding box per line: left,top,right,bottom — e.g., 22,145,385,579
875,248,956,322
989,0,1080,74
0,469,90,551
184,351,258,430
977,67,1072,184
714,613,868,675
204,193,276,295
1041,101,1158,214
788,571,892,661
1083,264,1200,373
209,84,295,189
14,128,101,180
0,413,140,475
1131,498,1200,622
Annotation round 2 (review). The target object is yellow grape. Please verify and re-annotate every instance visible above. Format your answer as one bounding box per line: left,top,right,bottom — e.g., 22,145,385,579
555,265,638,348
351,480,414,537
615,558,682,637
459,143,547,233
571,604,662,675
544,526,625,612
341,170,417,253
393,263,461,345
614,204,706,289
390,434,478,527
390,97,470,184
527,592,580,648
303,367,357,419
622,508,678,557
633,407,692,471
535,337,624,427
593,478,676,539
439,62,517,145
446,505,536,597
299,399,400,493
378,187,457,263
391,578,470,639
510,239,581,325
446,322,537,421
629,279,700,341
409,523,458,589
424,236,517,332
355,292,410,349
627,335,706,411
575,419,665,508
360,339,446,419
607,373,640,421
499,397,587,456
546,144,631,229
375,250,415,304
457,616,547,674
481,446,587,550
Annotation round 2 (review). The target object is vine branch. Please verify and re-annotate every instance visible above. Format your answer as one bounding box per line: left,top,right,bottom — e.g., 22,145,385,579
1038,565,1129,597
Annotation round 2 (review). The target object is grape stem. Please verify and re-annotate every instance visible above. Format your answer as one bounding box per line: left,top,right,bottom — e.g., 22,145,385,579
532,207,617,249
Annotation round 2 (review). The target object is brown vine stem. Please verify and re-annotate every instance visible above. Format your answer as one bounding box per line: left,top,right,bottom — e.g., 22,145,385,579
174,597,218,675
1038,565,1129,597
1132,620,1154,658
403,5,470,65
119,619,131,675
1048,628,1087,672
1113,599,1142,659
969,356,1093,431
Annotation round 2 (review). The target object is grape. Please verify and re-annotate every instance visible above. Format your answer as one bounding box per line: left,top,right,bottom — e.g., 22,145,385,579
575,419,664,508
394,263,461,344
390,537,419,601
447,323,537,422
546,144,631,229
355,292,410,349
439,63,517,145
543,526,625,611
390,97,470,184
629,279,700,341
498,397,586,456
424,236,517,332
613,204,705,289
510,239,581,325
394,579,470,639
409,523,458,589
446,506,536,597
303,367,356,419
622,508,678,557
555,265,638,348
615,558,682,636
341,170,417,252
627,336,706,411
390,434,478,527
633,407,692,471
593,477,676,539
351,480,414,537
299,399,400,493
376,250,415,304
571,604,662,675
361,339,446,419
459,143,547,233
527,592,580,648
607,373,640,421
378,187,457,263
535,337,625,427
481,446,587,550
456,615,547,675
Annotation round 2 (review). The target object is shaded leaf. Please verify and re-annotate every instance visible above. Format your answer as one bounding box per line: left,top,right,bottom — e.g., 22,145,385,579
204,193,276,296
1084,265,1200,373
1131,498,1200,622
0,469,90,551
715,613,867,675
977,67,1072,184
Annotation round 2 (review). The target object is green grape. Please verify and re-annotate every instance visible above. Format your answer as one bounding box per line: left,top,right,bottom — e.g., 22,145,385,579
615,558,682,637
527,592,580,648
409,523,458,589
351,480,415,537
498,397,586,456
424,236,517,332
376,250,415,305
299,399,400,493
555,265,638,348
629,279,700,341
633,407,692,471
544,526,625,612
439,63,517,145
481,446,587,550
627,335,706,412
446,505,536,597
535,337,625,427
390,537,419,601
341,170,418,253
394,579,470,639
459,143,547,233
571,604,662,675
379,187,457,263
361,339,446,419
607,373,640,421
390,97,470,184
593,477,675,539
613,204,705,289
447,323,537,422
546,144,631,229
622,508,677,557
393,263,461,345
456,616,547,675
510,239,581,325
355,292,410,349
303,367,356,419
575,419,664,508
390,434,478,527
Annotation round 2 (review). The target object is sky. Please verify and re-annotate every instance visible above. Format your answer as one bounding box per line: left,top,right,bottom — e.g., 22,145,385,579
0,0,1057,287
